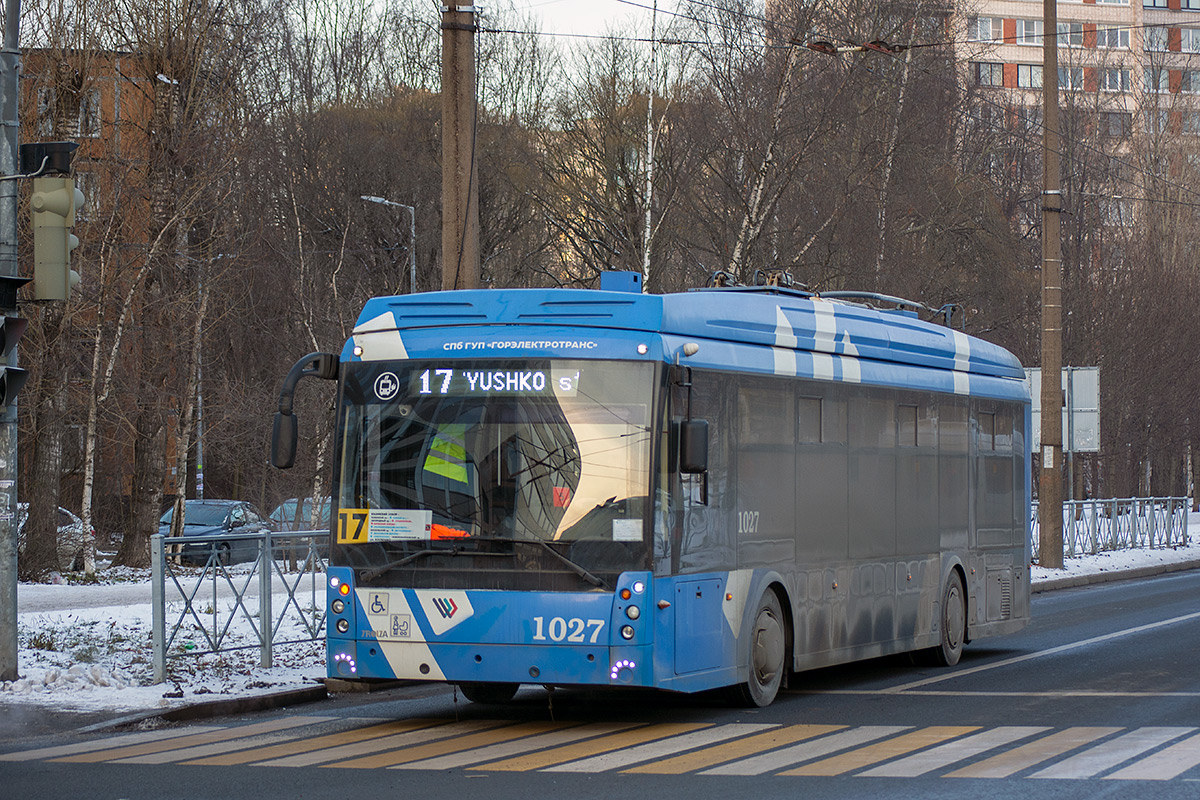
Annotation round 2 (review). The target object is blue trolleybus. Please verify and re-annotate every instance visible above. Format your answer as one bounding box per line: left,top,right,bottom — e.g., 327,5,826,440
271,275,1031,706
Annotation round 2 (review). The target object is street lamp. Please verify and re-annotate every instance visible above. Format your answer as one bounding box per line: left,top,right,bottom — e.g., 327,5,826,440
360,195,416,294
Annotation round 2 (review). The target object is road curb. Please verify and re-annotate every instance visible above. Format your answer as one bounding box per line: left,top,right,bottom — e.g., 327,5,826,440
77,683,328,733
1032,558,1200,593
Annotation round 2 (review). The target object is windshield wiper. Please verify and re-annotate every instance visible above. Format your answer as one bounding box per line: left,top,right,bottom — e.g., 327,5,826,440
358,545,512,582
429,535,609,590
520,538,608,589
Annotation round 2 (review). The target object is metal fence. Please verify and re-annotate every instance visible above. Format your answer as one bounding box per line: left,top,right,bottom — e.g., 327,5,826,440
151,530,328,684
1031,497,1191,560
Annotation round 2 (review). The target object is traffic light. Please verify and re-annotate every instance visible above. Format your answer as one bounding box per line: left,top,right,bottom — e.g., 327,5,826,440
0,315,28,408
30,175,84,301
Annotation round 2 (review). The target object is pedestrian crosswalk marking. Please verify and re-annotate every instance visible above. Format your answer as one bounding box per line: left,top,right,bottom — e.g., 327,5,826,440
701,725,910,776
183,718,441,766
331,720,571,769
859,726,1050,778
394,722,644,771
50,716,332,764
259,718,504,768
8,717,1200,781
946,727,1121,779
0,725,224,762
472,722,712,772
782,726,979,777
623,724,845,775
1105,731,1200,781
544,723,777,773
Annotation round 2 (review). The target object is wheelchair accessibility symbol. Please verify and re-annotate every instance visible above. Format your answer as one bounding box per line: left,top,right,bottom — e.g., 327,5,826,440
369,593,388,615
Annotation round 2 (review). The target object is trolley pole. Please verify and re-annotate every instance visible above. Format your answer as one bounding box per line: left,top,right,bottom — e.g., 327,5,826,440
1039,0,1064,570
440,4,480,291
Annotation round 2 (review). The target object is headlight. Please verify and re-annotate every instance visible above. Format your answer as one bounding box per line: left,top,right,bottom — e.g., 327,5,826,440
332,599,345,614
625,605,640,620
336,619,350,633
621,625,635,640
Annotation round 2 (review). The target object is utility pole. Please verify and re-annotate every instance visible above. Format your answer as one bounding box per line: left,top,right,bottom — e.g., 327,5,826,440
0,0,20,681
640,0,657,292
1040,0,1064,570
441,4,480,291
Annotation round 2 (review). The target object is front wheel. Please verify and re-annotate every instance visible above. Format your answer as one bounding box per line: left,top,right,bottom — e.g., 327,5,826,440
730,591,786,707
927,571,966,666
457,682,519,704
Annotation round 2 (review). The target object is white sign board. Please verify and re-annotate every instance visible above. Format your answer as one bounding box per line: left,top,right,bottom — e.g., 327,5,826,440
1025,367,1100,453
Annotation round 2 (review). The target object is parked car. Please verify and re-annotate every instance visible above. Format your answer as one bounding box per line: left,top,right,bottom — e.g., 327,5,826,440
158,499,271,565
268,497,332,531
16,503,96,572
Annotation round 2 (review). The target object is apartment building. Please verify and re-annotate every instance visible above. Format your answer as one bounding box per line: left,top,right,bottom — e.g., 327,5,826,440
964,1,1200,137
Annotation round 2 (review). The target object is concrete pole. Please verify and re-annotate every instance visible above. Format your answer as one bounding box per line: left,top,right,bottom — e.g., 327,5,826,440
0,0,21,682
441,5,480,291
1040,0,1065,570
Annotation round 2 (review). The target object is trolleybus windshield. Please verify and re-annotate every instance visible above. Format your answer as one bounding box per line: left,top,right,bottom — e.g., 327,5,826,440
334,359,656,587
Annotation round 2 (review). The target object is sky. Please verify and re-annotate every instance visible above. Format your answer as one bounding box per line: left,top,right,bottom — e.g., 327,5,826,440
517,0,678,37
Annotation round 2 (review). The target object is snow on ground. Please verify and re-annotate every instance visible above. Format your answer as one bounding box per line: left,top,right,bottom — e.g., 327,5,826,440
4,521,1200,718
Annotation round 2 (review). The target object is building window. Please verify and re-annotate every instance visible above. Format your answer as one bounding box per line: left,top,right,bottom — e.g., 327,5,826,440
1097,27,1130,49
1017,64,1043,88
968,16,1003,43
1144,108,1169,133
1099,111,1132,137
1185,0,1200,9
1059,66,1084,90
1183,70,1200,93
73,172,96,221
1096,0,1129,4
1184,111,1200,135
1144,0,1167,7
1182,29,1200,54
1099,68,1130,92
1017,19,1044,46
1057,22,1083,47
1145,28,1169,52
1144,66,1170,93
78,89,101,138
973,62,1004,86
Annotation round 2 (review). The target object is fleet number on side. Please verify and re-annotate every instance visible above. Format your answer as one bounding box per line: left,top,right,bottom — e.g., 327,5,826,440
532,616,606,643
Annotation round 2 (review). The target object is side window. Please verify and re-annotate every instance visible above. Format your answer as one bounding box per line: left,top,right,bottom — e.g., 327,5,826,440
898,404,918,447
978,411,996,451
798,396,822,443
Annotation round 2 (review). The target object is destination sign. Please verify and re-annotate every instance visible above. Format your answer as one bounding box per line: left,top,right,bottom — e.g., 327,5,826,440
413,367,580,397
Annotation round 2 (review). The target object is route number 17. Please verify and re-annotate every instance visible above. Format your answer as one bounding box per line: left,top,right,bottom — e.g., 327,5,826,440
337,509,369,543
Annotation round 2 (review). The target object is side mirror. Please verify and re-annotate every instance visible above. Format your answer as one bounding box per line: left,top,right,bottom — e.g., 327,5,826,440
271,412,298,469
679,419,709,474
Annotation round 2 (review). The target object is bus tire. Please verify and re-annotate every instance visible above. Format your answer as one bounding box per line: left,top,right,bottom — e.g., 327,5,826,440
458,682,519,704
928,571,966,667
731,591,786,707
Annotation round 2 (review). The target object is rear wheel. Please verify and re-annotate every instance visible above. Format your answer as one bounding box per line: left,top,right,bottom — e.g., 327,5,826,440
730,591,786,707
927,571,966,666
216,543,232,567
458,682,519,704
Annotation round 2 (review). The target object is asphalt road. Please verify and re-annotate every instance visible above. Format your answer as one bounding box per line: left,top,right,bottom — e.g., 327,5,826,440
4,571,1200,799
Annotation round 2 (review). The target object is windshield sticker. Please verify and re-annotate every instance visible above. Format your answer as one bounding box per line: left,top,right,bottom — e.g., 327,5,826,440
612,519,643,542
367,509,433,541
